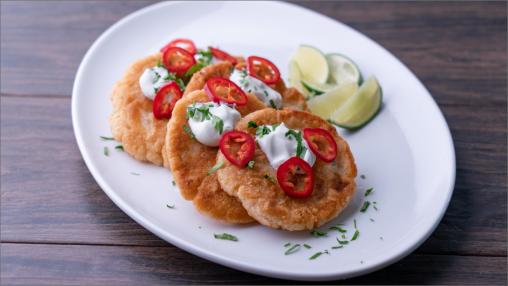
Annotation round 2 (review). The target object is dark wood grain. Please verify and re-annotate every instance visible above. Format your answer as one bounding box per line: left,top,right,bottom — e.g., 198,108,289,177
1,0,507,284
1,243,506,285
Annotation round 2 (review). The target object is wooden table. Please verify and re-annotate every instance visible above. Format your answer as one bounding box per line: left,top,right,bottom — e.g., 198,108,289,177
1,1,506,284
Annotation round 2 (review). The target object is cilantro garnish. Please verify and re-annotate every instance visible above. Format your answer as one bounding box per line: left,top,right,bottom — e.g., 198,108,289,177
208,161,224,175
360,201,371,213
214,233,238,241
285,129,306,158
256,125,271,137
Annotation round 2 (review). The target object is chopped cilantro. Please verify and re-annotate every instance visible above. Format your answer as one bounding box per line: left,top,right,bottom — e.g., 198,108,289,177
360,201,371,213
208,161,224,174
211,115,224,134
269,99,277,109
285,129,306,158
256,125,271,137
309,252,323,260
310,230,327,237
100,136,114,141
303,244,312,249
329,225,347,233
284,244,301,255
351,230,360,241
182,125,195,140
247,160,255,169
247,121,258,128
103,146,109,156
166,204,175,209
115,145,124,151
364,187,374,197
214,233,238,241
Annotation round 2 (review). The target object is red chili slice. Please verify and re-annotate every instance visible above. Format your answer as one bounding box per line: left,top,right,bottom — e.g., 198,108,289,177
210,47,238,65
303,128,337,163
204,77,248,106
162,47,196,77
219,131,255,167
276,157,314,198
247,56,281,84
160,38,197,55
152,82,183,120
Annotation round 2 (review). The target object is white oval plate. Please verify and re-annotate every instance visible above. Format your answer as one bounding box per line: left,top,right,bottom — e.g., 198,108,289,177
72,1,455,281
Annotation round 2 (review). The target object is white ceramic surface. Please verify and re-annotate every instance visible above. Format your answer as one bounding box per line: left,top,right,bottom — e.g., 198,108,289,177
72,1,456,281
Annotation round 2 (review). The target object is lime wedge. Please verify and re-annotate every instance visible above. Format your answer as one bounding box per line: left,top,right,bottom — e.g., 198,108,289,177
292,45,329,84
307,82,358,119
288,60,308,96
301,79,337,96
326,53,362,85
330,76,382,129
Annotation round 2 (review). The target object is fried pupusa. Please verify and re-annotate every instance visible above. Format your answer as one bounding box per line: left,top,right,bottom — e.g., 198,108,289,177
185,61,307,111
166,90,266,223
217,108,357,231
110,53,170,167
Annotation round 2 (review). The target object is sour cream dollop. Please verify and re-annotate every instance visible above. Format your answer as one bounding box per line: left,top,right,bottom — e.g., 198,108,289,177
256,123,315,169
187,102,241,147
139,66,171,100
230,69,282,109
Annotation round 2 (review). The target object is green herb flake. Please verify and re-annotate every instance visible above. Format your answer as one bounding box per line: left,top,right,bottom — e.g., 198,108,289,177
354,219,357,229
103,146,109,156
341,234,346,239
100,136,115,141
212,115,224,134
247,160,255,169
351,230,360,241
303,244,312,249
115,145,124,151
331,245,343,249
182,125,195,140
214,233,238,241
284,242,291,247
171,181,176,186
166,204,175,209
364,187,374,197
285,129,306,158
309,252,323,260
156,60,163,67
329,225,347,233
360,174,366,179
256,125,271,137
284,244,301,255
370,218,375,222
310,230,327,237
360,201,371,213
247,121,258,128
208,161,224,175
130,172,140,176
337,238,349,245
184,63,204,78
269,99,277,109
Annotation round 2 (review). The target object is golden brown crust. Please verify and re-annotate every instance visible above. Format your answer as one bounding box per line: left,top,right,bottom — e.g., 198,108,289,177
193,173,253,224
109,53,170,167
184,61,233,96
166,89,265,223
217,109,357,231
282,87,308,111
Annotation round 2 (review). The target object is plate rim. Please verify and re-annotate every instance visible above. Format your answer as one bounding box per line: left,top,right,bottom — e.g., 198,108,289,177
71,1,456,281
